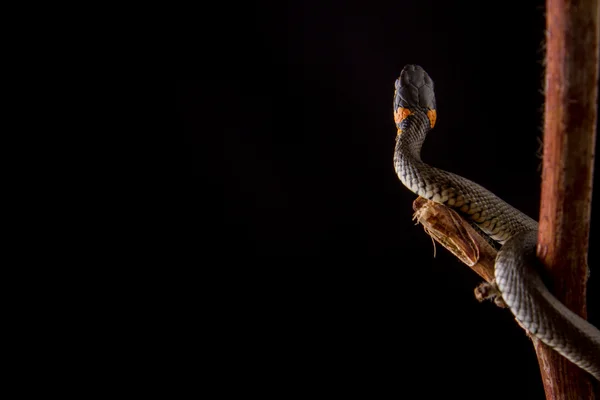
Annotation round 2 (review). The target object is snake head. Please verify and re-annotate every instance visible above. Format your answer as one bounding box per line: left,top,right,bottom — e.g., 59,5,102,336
394,65,436,112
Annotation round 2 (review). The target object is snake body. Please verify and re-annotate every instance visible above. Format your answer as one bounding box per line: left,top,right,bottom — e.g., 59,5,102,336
393,64,600,380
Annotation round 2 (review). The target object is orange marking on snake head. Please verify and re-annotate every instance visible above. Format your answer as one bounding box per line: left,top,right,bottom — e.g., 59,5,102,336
394,107,413,124
427,109,437,128
397,127,403,135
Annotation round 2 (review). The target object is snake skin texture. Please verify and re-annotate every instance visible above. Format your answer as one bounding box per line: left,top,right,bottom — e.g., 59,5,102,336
393,64,600,380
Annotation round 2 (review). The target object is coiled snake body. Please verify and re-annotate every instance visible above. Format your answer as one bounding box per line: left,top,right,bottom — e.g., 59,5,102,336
393,64,600,380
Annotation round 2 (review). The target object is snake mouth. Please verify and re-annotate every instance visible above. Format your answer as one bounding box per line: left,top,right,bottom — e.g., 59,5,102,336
394,64,437,112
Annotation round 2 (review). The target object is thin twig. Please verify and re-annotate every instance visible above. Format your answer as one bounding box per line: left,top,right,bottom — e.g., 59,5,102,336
412,197,504,307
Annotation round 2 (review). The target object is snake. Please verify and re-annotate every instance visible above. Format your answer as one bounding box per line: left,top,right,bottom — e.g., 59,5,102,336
393,64,600,380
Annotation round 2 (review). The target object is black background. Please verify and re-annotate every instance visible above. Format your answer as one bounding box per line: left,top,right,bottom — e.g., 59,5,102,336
181,1,600,397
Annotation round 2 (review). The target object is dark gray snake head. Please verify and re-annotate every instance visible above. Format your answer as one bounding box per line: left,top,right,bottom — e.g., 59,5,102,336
394,64,436,112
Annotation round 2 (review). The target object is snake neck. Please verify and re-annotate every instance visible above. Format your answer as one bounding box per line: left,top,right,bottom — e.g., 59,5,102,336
393,110,538,244
393,111,436,194
394,111,430,161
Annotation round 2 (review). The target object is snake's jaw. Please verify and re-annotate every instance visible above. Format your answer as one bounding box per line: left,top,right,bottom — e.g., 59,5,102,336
394,64,437,112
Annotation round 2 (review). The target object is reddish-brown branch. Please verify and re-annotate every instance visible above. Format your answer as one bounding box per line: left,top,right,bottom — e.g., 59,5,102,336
538,0,600,398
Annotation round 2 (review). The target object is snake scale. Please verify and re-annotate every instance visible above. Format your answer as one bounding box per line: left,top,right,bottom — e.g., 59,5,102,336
393,64,600,380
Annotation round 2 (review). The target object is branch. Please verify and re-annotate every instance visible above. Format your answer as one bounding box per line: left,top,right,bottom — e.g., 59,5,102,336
537,0,600,398
412,198,502,306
